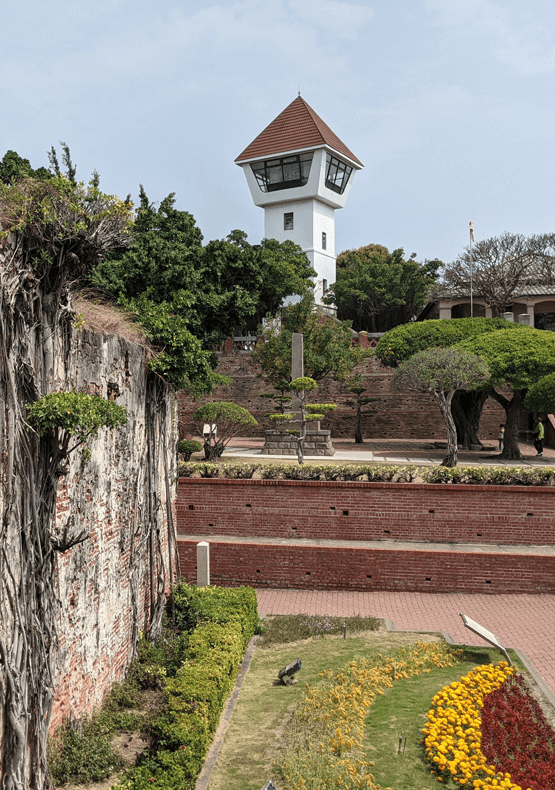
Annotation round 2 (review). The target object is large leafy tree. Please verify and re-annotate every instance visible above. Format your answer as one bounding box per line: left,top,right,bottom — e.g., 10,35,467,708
440,232,555,313
324,244,441,332
250,296,370,395
92,190,315,346
392,348,490,467
459,328,555,458
524,373,555,414
376,318,524,447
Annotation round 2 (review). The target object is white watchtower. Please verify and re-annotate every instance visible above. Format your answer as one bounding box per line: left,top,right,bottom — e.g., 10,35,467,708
235,96,363,307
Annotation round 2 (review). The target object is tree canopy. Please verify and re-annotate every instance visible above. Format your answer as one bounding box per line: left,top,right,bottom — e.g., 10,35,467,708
92,188,316,346
459,327,555,458
376,317,526,448
524,373,555,414
324,244,441,332
375,317,522,367
392,347,490,466
250,296,370,393
440,232,555,313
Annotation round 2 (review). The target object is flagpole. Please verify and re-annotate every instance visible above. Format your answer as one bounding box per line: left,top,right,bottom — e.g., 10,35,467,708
469,221,474,318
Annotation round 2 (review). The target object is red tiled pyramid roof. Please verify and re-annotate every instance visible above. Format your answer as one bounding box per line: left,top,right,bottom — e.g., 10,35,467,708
235,96,363,167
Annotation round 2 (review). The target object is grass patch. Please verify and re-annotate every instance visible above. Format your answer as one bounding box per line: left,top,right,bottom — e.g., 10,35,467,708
206,627,448,790
258,614,381,646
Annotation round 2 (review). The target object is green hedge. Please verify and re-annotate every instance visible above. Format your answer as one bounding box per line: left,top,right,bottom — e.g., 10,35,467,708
114,584,258,790
178,461,555,486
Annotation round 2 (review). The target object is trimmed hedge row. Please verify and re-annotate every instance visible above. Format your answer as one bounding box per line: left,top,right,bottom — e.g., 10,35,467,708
178,461,555,486
114,583,259,790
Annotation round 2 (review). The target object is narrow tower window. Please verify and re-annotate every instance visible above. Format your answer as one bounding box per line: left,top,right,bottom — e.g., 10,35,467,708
322,232,327,250
284,212,294,230
322,279,328,294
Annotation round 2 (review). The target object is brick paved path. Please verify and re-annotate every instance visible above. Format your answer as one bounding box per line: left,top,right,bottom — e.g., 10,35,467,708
256,589,555,695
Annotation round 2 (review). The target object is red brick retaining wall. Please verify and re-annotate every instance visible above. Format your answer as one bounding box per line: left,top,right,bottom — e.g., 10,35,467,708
176,478,555,595
177,479,555,546
177,538,555,594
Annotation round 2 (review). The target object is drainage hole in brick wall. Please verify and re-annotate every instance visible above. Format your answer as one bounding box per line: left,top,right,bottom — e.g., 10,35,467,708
366,575,372,579
428,509,435,514
485,580,492,585
208,523,213,527
246,504,252,508
527,512,533,517
476,533,482,537
384,530,390,534
425,577,431,581
188,505,194,510
292,527,297,531
256,569,261,574
330,506,336,511
343,510,349,516
306,571,311,576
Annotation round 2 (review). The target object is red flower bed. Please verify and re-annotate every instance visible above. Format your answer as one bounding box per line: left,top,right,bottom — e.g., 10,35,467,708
481,673,555,790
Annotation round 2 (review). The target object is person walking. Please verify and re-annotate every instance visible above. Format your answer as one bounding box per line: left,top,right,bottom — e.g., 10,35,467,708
533,417,545,457
498,424,505,452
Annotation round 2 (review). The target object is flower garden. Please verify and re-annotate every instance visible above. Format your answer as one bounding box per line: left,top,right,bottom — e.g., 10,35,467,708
272,642,555,790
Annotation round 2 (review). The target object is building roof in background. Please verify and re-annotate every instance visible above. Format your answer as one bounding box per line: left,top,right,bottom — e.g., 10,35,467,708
235,96,363,167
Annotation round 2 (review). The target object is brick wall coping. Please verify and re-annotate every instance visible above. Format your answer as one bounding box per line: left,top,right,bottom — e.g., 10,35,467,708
177,534,555,555
178,477,555,496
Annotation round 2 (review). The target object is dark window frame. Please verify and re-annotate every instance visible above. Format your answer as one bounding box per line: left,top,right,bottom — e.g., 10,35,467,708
284,212,294,231
322,231,327,250
251,152,313,193
325,153,353,194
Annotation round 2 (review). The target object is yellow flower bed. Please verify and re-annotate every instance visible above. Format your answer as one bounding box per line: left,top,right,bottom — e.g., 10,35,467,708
275,642,462,790
422,662,531,790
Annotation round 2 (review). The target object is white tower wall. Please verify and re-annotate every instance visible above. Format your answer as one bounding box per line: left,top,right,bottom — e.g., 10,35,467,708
264,199,336,304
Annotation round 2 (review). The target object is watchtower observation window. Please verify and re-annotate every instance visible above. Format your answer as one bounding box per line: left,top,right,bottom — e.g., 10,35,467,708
251,152,313,193
325,153,353,194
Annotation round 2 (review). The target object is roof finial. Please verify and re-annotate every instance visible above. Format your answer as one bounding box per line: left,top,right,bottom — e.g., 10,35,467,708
298,84,301,97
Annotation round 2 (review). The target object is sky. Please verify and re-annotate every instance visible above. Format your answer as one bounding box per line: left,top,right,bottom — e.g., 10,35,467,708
2,0,555,267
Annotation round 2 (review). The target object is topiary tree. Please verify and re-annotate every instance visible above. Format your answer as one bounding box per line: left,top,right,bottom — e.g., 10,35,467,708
268,377,337,465
192,401,257,461
177,439,203,461
343,378,379,444
376,318,524,448
524,373,555,414
459,328,555,458
392,347,490,467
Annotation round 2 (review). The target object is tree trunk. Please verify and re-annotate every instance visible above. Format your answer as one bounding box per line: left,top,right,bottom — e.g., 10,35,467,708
487,389,526,459
354,403,363,444
434,392,458,467
451,390,488,448
297,404,307,465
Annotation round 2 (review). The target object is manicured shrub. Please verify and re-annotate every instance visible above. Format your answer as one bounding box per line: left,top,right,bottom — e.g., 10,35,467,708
178,461,555,486
177,439,202,461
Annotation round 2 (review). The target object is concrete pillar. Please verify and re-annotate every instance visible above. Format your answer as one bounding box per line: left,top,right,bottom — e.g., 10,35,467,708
527,304,535,325
438,303,452,320
485,307,493,318
197,541,210,587
291,332,304,411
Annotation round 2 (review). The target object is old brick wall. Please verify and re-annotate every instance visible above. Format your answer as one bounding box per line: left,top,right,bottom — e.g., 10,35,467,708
176,478,555,594
177,479,555,546
178,348,506,441
48,330,176,732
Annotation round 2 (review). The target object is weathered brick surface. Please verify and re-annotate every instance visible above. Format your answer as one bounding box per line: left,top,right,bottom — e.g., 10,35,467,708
46,331,177,734
178,350,509,441
177,479,555,546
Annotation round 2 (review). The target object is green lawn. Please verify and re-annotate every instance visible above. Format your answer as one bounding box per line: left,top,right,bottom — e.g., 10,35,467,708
205,627,515,790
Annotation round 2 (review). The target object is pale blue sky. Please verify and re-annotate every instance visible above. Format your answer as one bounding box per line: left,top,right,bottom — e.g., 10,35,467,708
2,0,555,266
